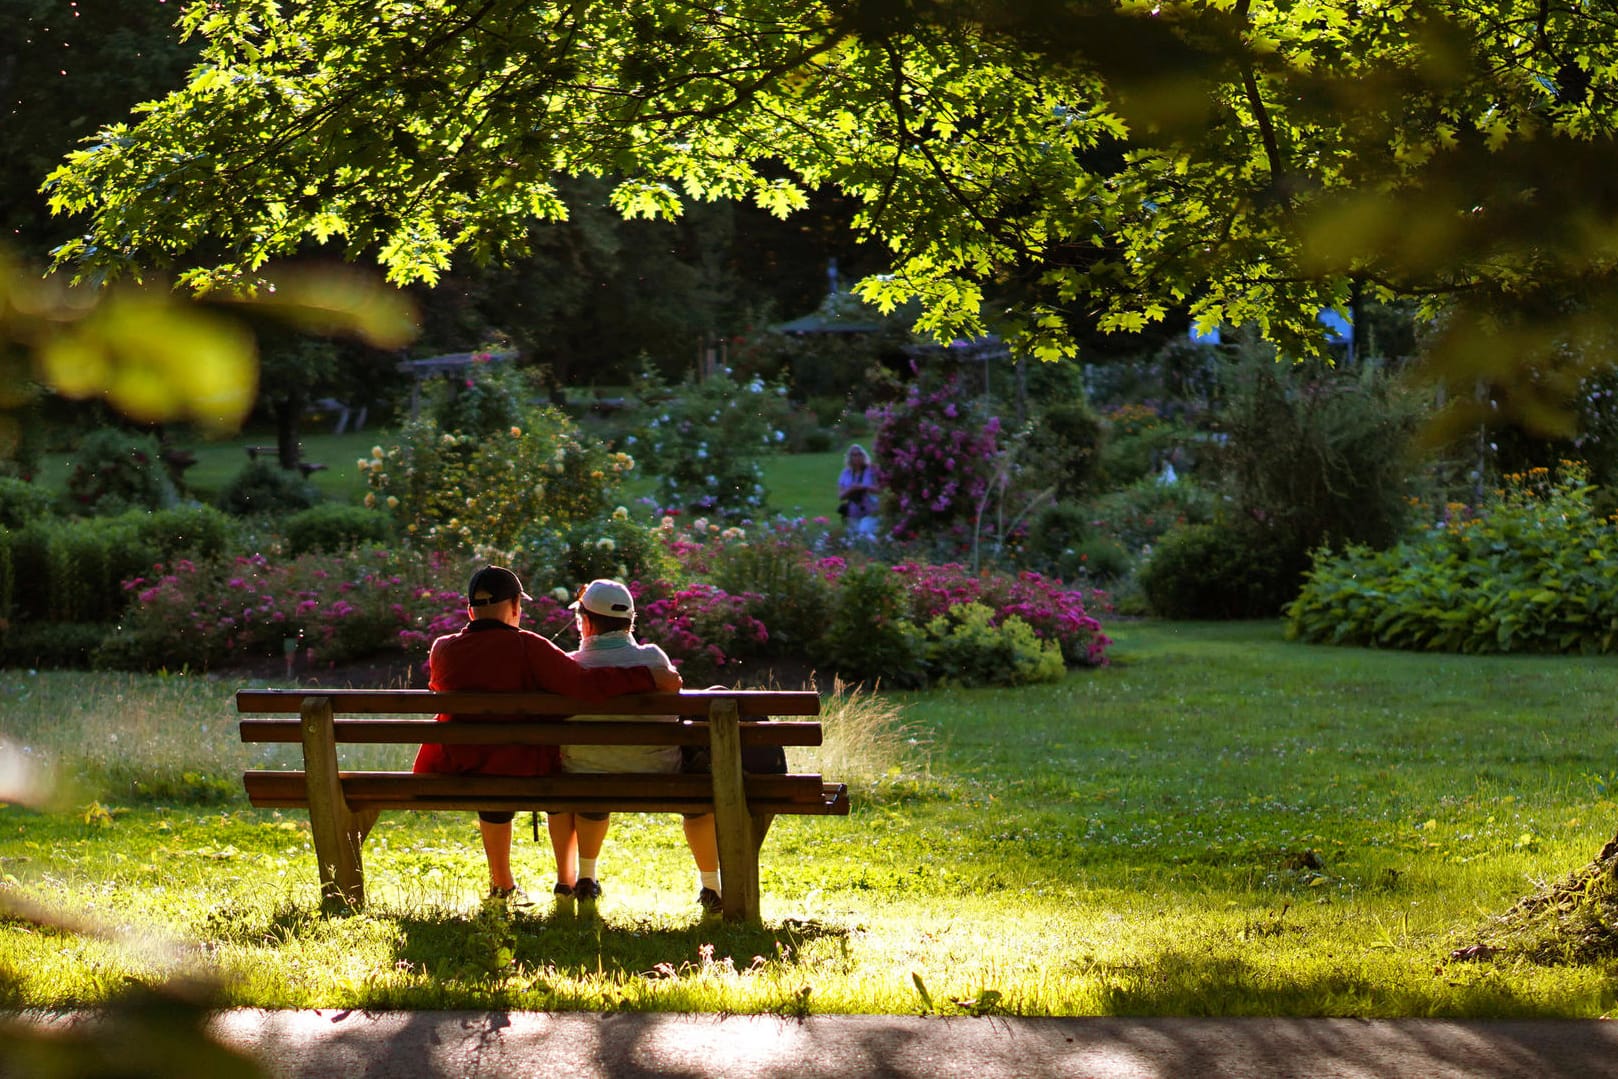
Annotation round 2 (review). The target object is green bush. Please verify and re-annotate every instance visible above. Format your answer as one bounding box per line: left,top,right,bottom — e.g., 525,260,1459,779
62,427,178,516
0,621,108,669
1215,351,1419,553
429,353,527,437
1086,477,1215,555
217,459,320,516
1140,519,1311,619
6,514,154,623
284,503,393,555
1286,465,1618,653
814,562,925,688
1028,400,1104,497
633,367,790,519
369,404,631,552
142,505,239,563
1023,501,1134,581
708,537,834,657
518,513,675,594
1096,404,1191,486
921,602,1066,687
4,507,240,627
0,477,53,528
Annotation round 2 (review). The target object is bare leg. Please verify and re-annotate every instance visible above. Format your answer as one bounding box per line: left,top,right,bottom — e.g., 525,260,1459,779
479,819,515,891
576,814,612,863
683,813,719,873
547,812,577,887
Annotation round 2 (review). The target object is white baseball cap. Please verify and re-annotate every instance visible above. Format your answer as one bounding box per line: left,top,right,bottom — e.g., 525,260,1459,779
570,578,635,617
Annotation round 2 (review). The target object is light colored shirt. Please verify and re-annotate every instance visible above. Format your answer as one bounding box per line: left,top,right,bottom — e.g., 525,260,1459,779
562,630,681,774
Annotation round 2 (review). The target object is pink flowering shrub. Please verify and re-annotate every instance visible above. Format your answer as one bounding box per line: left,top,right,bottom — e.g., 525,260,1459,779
872,376,1004,545
104,549,473,670
893,561,1112,667
631,580,770,683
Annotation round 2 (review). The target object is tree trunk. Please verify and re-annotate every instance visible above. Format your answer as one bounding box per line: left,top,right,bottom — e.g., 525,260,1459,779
272,393,305,470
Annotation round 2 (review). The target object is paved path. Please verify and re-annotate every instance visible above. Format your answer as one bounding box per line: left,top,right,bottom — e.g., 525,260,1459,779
192,1011,1618,1078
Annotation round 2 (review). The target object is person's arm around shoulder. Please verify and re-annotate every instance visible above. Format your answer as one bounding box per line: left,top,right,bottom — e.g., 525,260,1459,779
642,642,683,693
520,629,659,699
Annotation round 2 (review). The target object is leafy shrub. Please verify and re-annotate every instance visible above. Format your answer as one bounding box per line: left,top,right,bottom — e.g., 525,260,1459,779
1025,400,1104,497
1215,351,1419,553
516,511,673,594
814,563,926,688
144,505,239,563
216,459,320,516
1085,477,1216,556
368,407,631,552
894,560,1111,666
0,621,108,669
1096,404,1191,486
1140,519,1314,619
1286,464,1618,653
707,535,835,657
103,548,469,670
872,375,1004,546
1024,501,1134,581
428,351,527,437
285,503,393,555
633,368,790,518
3,507,240,628
0,477,53,528
7,513,154,623
922,602,1066,687
62,428,177,515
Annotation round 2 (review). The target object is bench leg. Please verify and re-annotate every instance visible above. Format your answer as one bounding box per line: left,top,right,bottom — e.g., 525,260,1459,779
301,696,371,909
708,699,761,924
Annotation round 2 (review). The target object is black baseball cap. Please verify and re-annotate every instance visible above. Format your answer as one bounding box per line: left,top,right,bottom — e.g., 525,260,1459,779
466,566,533,607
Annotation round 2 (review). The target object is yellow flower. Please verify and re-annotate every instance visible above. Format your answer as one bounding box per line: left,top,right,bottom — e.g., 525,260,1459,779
510,426,522,438
371,446,384,459
386,496,399,509
612,506,629,521
596,537,616,552
363,492,377,508
356,458,370,470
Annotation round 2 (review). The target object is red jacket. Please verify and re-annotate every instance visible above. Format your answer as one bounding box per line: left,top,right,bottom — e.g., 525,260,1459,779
411,620,656,776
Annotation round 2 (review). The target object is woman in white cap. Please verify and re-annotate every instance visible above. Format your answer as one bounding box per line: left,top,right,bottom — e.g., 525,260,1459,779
550,578,724,913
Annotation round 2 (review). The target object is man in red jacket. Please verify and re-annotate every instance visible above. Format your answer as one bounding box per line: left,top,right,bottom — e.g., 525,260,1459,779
414,566,682,902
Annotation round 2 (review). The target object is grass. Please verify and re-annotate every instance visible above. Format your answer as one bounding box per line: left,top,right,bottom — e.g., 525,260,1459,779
4,620,1618,1016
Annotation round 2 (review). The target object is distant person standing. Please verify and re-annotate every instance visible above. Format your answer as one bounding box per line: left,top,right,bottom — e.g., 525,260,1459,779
837,443,881,538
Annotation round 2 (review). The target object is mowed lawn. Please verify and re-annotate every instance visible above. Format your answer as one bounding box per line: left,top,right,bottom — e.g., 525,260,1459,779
3,621,1618,1016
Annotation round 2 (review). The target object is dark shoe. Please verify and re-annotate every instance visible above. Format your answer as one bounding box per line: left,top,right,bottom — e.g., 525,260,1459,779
697,887,723,914
488,885,534,908
573,877,602,900
553,882,574,897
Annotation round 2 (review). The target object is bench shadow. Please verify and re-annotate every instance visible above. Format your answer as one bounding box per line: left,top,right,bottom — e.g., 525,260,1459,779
390,905,849,982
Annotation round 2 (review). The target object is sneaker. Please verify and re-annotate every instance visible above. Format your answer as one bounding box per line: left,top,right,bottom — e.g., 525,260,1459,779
488,885,535,908
697,887,723,914
573,877,603,900
553,882,574,897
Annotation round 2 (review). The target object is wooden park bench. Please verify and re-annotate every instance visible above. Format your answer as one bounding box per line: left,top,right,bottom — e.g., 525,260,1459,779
235,688,848,922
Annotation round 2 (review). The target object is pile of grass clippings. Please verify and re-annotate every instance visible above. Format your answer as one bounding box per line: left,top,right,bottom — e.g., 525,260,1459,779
1452,835,1618,965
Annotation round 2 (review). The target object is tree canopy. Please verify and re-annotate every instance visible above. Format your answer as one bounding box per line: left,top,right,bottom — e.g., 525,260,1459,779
42,0,1618,435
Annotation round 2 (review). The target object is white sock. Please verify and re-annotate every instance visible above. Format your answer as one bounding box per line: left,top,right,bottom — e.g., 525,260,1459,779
578,857,598,880
700,870,721,893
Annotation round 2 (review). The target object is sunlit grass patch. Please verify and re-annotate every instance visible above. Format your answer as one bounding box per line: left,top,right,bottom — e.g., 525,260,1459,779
6,620,1618,1016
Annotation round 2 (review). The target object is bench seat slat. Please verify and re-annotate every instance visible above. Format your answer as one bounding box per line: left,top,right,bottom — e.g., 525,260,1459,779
243,771,849,816
239,718,823,747
235,688,821,717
